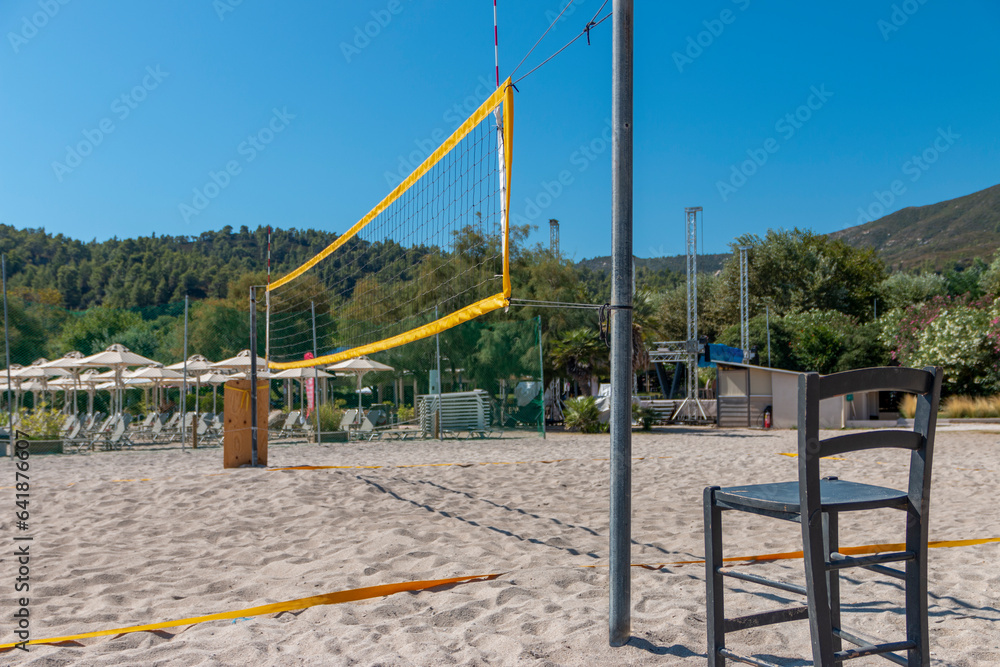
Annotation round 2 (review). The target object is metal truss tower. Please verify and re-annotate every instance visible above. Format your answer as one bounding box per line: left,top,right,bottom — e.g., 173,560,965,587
739,246,749,361
678,206,706,420
549,219,560,256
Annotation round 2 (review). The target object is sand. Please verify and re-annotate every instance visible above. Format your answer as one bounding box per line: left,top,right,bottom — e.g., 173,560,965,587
2,427,998,666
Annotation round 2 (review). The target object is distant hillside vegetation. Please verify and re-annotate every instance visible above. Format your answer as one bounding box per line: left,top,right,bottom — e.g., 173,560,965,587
830,183,1000,271
576,253,728,275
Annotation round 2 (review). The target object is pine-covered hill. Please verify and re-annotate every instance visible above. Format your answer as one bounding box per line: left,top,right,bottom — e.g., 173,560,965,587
0,225,352,310
830,183,1000,271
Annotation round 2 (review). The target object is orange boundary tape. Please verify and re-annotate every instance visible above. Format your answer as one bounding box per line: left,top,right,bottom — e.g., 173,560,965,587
3,537,997,652
0,573,502,652
586,536,1000,570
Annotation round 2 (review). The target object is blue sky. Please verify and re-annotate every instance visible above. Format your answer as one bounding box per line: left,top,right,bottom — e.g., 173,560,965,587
1,1,997,261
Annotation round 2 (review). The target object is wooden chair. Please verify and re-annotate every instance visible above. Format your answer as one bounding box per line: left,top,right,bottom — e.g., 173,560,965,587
704,366,942,666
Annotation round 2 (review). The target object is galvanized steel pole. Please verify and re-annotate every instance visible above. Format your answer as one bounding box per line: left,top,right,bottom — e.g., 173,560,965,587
181,295,188,451
766,303,772,367
311,301,320,443
249,286,258,466
609,0,633,648
2,255,12,458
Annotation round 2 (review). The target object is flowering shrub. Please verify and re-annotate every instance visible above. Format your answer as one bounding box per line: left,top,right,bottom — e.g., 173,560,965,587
881,296,1000,395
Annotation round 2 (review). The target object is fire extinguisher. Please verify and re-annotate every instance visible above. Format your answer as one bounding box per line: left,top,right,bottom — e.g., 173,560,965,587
763,406,772,429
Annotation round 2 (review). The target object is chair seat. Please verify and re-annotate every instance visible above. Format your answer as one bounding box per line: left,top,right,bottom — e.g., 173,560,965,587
714,479,909,514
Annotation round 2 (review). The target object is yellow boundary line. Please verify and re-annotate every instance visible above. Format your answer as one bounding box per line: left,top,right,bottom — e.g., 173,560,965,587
600,536,1000,570
0,574,502,651
4,537,996,652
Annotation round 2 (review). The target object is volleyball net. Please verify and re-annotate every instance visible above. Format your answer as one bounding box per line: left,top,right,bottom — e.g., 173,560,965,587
266,80,513,370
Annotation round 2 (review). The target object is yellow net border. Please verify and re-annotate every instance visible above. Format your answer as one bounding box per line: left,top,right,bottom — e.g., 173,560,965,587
266,81,513,370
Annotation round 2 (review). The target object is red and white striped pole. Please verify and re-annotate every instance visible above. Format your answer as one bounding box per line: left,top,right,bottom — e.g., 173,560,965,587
493,0,500,87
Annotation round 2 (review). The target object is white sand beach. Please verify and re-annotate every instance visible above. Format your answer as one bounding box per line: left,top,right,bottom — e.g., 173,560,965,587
2,428,998,666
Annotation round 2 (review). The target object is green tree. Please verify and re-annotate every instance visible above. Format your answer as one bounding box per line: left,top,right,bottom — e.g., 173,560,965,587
55,307,143,356
550,328,607,395
880,272,948,310
186,300,252,361
944,258,987,298
981,250,1000,297
3,298,47,365
720,229,887,322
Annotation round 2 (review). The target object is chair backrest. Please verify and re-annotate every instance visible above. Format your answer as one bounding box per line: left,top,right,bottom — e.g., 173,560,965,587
798,366,942,515
98,414,117,433
67,421,82,439
108,419,126,442
282,410,301,430
367,407,388,427
339,409,359,430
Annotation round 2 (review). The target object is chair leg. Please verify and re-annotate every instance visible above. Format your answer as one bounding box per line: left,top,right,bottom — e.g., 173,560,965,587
905,503,930,666
823,511,842,654
802,504,835,666
704,487,725,666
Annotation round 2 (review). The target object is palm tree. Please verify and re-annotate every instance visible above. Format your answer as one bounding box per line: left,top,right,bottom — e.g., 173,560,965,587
550,328,606,396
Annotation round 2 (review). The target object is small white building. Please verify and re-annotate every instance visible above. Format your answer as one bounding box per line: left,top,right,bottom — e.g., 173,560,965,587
714,362,887,429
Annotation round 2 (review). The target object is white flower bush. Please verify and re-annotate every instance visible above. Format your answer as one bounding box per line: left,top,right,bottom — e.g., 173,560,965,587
883,297,1000,394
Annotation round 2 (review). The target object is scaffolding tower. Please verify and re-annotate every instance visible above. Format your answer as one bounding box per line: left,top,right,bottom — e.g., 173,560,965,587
674,207,708,421
739,246,749,362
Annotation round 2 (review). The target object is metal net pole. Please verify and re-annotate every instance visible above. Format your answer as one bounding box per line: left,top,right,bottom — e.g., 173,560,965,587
609,0,634,647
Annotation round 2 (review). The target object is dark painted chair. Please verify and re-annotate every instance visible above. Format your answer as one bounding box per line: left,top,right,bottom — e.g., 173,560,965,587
704,366,942,666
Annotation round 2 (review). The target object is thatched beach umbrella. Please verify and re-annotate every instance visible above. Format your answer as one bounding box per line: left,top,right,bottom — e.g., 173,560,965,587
77,369,104,415
327,356,394,415
40,352,88,413
129,365,183,413
197,371,232,414
273,366,333,414
211,350,269,373
166,354,217,426
79,344,159,414
11,359,69,410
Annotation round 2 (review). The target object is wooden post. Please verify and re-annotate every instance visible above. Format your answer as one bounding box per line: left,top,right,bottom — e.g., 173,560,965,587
224,380,268,467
